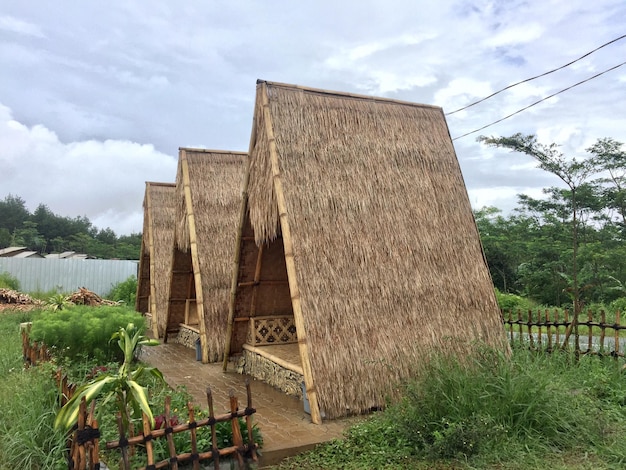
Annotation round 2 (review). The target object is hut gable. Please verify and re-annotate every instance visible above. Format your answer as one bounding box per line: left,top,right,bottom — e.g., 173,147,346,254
136,182,176,337
166,148,246,363
226,81,507,423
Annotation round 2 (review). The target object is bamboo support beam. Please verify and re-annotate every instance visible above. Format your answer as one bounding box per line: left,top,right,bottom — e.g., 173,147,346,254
249,244,265,317
181,149,209,363
259,82,322,424
238,279,288,287
224,104,256,371
146,186,159,338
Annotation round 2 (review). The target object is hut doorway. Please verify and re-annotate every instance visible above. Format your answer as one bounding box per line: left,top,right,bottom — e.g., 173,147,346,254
228,218,304,395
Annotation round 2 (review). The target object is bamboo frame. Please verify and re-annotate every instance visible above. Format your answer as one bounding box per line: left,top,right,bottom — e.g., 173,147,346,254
259,82,322,424
145,186,160,338
257,79,441,110
181,150,209,363
249,244,264,317
242,343,304,375
223,110,257,371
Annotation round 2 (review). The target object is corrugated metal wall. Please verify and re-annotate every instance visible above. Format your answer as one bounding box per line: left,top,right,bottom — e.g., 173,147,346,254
0,258,139,296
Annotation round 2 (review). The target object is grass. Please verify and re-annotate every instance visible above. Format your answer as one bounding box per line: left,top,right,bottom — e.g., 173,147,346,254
0,307,261,469
275,345,626,470
0,308,67,469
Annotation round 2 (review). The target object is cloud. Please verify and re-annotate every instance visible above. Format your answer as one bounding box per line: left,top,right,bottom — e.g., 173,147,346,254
0,15,45,38
0,103,177,235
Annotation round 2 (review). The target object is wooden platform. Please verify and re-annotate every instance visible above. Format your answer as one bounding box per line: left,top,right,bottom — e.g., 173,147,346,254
242,343,302,375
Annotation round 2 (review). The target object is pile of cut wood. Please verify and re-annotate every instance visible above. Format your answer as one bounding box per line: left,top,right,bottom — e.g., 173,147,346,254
0,288,43,311
67,287,120,306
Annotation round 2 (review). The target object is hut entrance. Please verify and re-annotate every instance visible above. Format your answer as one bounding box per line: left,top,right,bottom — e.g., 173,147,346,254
229,218,304,395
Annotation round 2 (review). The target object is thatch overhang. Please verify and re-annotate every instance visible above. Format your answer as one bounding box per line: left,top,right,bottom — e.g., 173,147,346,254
135,182,176,337
225,80,507,423
165,148,246,363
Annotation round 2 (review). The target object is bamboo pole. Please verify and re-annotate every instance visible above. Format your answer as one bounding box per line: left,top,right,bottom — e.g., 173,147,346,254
164,396,178,470
260,82,322,424
245,380,258,462
249,244,265,317
146,184,160,338
142,413,155,469
587,310,593,354
223,101,256,371
614,311,620,357
229,391,245,468
600,310,606,354
187,403,200,470
181,150,209,363
206,388,220,470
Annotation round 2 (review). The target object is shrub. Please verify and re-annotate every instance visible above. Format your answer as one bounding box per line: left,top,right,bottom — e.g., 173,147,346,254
106,275,138,305
0,270,20,290
29,305,146,363
495,288,537,313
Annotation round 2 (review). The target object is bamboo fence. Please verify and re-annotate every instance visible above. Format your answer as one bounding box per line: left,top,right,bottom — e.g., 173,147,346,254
67,383,258,470
503,309,626,358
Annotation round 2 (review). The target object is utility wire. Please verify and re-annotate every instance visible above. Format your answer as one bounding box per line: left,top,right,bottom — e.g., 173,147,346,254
446,33,626,116
451,60,626,141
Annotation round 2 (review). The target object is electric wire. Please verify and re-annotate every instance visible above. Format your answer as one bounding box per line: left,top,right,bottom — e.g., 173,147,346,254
446,33,626,116
451,60,626,141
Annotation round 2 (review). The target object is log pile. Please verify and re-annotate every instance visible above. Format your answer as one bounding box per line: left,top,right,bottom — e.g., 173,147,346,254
68,287,119,306
0,289,43,311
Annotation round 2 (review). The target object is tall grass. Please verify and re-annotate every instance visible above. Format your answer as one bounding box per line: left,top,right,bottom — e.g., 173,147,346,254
277,345,626,469
0,310,66,469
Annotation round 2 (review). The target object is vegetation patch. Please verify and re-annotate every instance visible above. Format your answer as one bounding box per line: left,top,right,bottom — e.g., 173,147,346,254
276,345,626,469
29,305,146,363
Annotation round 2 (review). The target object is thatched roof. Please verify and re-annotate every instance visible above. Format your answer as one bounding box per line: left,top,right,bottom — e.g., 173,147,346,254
227,80,507,421
135,182,176,337
168,148,246,362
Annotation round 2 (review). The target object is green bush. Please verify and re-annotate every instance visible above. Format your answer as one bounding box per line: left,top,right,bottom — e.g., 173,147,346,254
495,288,537,313
0,271,20,290
29,305,146,363
106,275,138,305
610,297,626,315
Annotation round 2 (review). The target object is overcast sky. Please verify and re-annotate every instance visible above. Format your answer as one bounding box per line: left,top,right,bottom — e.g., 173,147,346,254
1,1,625,236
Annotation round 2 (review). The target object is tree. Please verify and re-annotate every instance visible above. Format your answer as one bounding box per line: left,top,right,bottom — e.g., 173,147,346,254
587,138,626,228
0,194,30,234
478,134,597,345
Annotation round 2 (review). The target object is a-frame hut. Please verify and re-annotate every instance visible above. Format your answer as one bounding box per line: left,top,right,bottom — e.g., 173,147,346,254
224,80,507,424
136,182,176,338
165,148,246,363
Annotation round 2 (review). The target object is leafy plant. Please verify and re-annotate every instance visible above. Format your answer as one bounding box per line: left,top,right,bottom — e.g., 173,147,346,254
106,275,138,305
45,293,73,311
55,323,162,433
0,270,20,290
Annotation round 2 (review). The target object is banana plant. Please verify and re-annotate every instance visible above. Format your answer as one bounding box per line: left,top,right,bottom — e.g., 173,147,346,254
54,323,162,433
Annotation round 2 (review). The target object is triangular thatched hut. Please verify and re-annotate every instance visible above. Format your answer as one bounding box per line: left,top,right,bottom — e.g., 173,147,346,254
165,148,246,363
136,182,176,338
224,80,507,424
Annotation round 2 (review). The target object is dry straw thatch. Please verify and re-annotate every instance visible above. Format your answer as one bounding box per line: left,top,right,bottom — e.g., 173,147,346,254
135,182,176,337
226,80,507,422
166,148,246,362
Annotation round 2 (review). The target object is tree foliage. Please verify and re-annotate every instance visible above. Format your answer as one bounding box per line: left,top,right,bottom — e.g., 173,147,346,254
0,194,141,259
476,136,626,309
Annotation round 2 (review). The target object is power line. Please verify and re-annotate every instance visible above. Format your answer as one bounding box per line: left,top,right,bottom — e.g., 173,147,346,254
451,60,626,141
446,33,626,116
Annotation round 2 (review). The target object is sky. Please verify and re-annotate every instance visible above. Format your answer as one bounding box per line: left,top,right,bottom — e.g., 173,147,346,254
1,1,625,236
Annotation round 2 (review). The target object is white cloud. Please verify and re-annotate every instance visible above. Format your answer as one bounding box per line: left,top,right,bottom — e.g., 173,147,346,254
0,15,45,38
484,23,544,48
0,103,177,235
